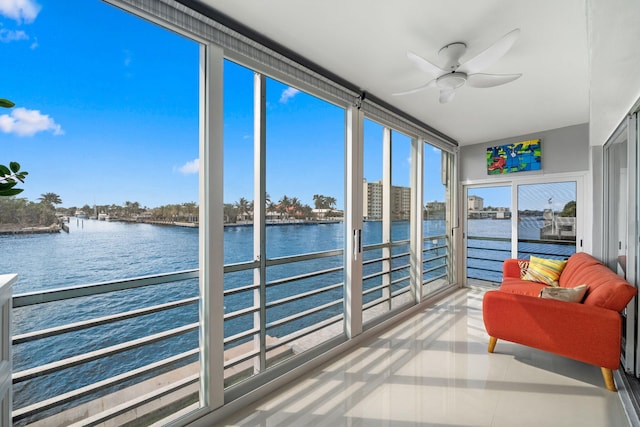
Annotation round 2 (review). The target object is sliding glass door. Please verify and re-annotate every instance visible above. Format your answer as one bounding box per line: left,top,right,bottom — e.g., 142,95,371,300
465,178,582,286
517,182,577,260
465,186,512,285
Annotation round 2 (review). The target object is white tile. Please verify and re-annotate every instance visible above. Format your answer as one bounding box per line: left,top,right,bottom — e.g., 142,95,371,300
221,288,631,427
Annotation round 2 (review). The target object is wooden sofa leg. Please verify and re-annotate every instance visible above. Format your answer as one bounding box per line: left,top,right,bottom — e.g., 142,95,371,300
601,367,617,392
488,336,497,353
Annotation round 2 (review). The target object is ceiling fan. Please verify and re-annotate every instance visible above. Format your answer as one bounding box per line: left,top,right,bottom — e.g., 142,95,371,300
393,29,522,104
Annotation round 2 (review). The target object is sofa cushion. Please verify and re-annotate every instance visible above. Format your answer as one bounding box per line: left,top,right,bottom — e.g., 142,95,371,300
522,255,567,286
555,253,637,311
499,278,547,297
583,279,637,312
558,252,602,288
540,284,588,303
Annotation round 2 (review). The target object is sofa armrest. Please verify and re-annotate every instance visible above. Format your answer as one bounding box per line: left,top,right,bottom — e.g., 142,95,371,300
503,259,526,279
483,290,622,369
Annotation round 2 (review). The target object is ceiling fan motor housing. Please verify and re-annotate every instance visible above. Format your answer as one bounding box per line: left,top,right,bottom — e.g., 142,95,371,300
438,42,466,70
437,72,467,89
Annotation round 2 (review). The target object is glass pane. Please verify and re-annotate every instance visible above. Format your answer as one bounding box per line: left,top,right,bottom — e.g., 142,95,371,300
423,144,449,295
222,60,257,386
466,186,512,285
604,137,627,276
363,119,384,242
362,119,385,323
390,130,412,309
223,60,255,263
1,1,202,424
264,77,345,361
517,182,577,259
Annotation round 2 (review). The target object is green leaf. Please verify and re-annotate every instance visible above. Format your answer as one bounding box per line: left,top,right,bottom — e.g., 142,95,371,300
0,99,15,108
0,181,17,190
9,162,20,173
0,165,10,176
0,188,23,197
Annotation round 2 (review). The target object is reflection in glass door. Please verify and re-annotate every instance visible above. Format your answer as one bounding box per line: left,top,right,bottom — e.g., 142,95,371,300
517,182,577,260
604,133,628,276
465,186,512,285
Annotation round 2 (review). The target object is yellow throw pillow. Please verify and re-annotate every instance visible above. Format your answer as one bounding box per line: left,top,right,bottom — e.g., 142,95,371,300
521,255,567,287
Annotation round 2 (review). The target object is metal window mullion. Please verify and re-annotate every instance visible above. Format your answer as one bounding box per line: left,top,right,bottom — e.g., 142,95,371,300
345,105,363,339
382,127,392,308
200,42,224,411
410,137,423,302
254,73,268,374
448,150,458,286
632,112,640,376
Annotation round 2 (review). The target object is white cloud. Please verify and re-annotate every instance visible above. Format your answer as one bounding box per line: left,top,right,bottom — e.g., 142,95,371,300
0,28,28,43
123,49,133,67
279,87,300,103
178,159,199,174
0,107,64,137
0,0,41,23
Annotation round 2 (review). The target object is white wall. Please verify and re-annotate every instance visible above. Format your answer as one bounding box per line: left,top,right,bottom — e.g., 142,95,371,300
458,122,594,255
459,123,589,182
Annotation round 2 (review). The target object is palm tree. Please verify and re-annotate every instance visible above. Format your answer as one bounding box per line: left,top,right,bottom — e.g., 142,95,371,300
266,200,277,220
313,194,323,209
290,197,302,218
325,196,337,209
39,192,62,208
235,197,250,221
278,195,291,219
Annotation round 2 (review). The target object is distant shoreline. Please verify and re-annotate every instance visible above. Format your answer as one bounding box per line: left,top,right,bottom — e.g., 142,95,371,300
0,224,61,235
0,218,345,235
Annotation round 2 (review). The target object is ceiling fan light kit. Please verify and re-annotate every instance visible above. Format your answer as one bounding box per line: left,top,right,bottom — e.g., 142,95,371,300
394,28,522,103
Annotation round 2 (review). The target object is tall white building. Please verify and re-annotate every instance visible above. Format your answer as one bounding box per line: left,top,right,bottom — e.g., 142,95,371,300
468,195,484,211
363,179,411,220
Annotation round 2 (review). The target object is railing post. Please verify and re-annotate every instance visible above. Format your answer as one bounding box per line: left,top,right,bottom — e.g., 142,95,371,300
0,274,14,427
253,72,267,372
345,105,363,339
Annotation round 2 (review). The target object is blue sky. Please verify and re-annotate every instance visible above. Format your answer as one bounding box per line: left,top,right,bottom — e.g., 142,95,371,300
2,0,446,210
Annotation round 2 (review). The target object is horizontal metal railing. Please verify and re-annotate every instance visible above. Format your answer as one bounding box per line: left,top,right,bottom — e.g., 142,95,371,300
13,235,451,425
466,235,576,282
12,270,201,425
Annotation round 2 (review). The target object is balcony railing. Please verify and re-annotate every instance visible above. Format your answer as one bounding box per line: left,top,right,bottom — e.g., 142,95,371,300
11,234,451,426
12,270,201,426
466,236,576,283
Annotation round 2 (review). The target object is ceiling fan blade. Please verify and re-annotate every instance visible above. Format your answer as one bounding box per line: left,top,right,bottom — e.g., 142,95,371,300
466,73,522,88
392,78,437,96
406,51,447,75
460,28,520,74
439,89,456,104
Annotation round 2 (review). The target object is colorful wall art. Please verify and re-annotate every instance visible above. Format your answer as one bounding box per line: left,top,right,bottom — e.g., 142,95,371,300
487,139,541,174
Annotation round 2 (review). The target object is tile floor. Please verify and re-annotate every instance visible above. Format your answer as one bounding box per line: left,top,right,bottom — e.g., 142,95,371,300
219,287,630,426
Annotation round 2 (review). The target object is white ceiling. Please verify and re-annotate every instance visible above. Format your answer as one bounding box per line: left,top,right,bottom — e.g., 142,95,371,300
197,0,640,146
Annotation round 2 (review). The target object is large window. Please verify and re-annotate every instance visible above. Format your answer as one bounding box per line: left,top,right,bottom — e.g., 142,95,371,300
465,179,579,285
423,143,453,294
1,1,202,425
517,182,577,260
465,186,512,284
4,1,459,424
221,66,346,388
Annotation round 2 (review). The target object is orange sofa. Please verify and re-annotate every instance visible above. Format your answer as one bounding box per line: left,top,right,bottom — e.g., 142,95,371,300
482,252,637,391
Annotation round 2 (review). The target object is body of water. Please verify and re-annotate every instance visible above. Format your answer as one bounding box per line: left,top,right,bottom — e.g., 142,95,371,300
1,216,572,416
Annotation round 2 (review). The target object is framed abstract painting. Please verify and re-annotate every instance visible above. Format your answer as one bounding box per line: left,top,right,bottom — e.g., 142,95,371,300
487,139,541,174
